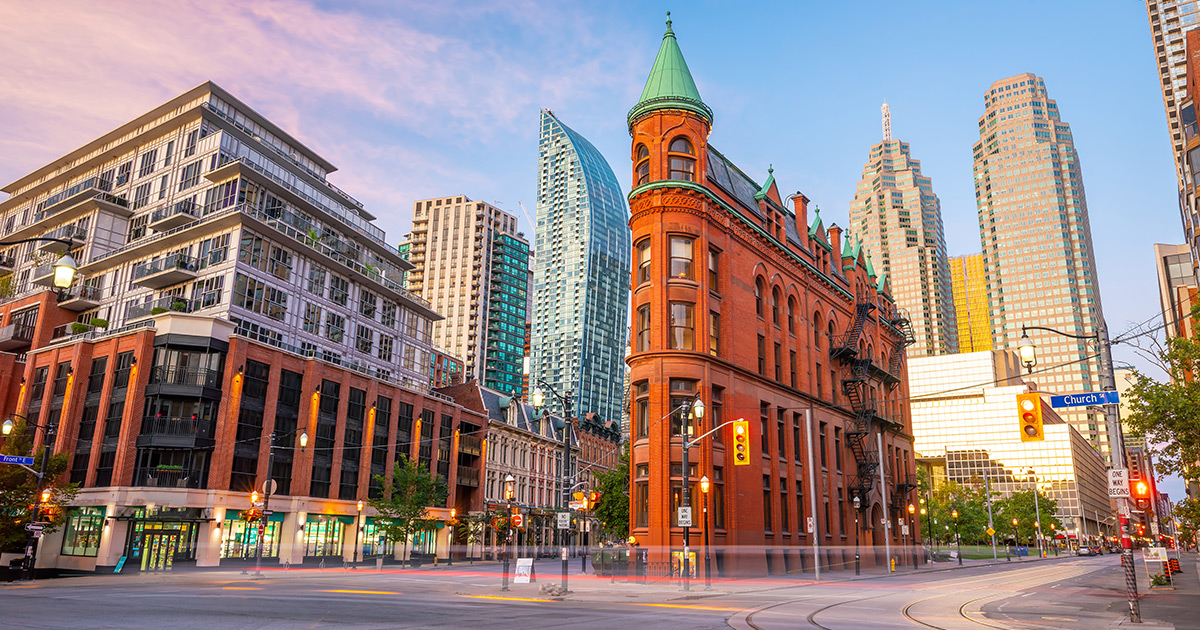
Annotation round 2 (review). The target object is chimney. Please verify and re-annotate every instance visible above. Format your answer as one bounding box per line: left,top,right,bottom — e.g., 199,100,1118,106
791,191,810,240
827,223,843,268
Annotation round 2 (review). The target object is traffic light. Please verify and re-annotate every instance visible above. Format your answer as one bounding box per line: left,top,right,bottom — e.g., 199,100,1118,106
1016,393,1044,442
1132,479,1152,511
731,418,750,466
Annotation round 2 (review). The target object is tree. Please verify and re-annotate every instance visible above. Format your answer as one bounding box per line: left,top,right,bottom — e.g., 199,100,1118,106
1171,497,1200,550
367,455,447,566
919,477,995,546
996,489,1062,545
1122,305,1200,480
590,446,629,539
0,419,78,553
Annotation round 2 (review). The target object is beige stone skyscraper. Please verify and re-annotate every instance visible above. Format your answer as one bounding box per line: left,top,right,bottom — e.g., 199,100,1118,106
973,73,1109,453
850,103,957,356
950,253,991,353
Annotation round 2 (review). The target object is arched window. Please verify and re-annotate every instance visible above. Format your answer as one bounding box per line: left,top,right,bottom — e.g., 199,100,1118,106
635,144,650,186
787,297,797,335
813,312,821,351
668,137,696,181
771,287,781,326
755,277,765,318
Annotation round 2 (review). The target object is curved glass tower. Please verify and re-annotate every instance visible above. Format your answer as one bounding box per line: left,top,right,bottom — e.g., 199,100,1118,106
531,110,631,423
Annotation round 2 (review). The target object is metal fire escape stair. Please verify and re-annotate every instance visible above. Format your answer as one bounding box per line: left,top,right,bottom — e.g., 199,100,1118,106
831,301,879,503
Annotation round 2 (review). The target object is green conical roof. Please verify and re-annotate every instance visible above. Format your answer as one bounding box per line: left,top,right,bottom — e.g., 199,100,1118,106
628,13,713,128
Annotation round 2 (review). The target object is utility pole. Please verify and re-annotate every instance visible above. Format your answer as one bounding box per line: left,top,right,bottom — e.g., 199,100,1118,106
1098,321,1140,623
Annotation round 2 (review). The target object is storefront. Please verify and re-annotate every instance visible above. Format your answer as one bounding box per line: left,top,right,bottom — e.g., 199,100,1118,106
361,519,394,559
117,507,207,572
220,513,285,561
303,514,350,561
60,507,106,558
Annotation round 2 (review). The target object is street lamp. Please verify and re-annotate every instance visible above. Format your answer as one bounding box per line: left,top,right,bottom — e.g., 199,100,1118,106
907,503,917,569
679,392,703,592
253,427,308,577
1012,518,1020,560
1027,468,1043,558
1017,330,1037,372
531,379,573,592
699,475,711,589
853,495,861,576
952,509,962,566
502,473,515,591
3,415,58,581
353,499,364,568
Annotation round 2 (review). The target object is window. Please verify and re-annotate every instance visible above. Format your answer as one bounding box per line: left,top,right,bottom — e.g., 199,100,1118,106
774,342,782,381
668,302,693,350
792,414,802,464
757,334,766,375
128,215,148,242
636,482,649,527
669,379,697,436
381,302,397,327
635,382,649,438
355,324,373,353
183,129,198,157
60,508,104,557
163,140,175,166
669,236,693,279
268,245,292,280
763,476,773,531
771,287,781,326
708,249,719,291
233,273,287,321
709,312,719,357
636,304,651,351
780,479,790,532
192,276,224,308
635,144,650,186
307,265,326,296
360,290,378,319
330,275,349,306
158,174,169,200
819,422,828,469
787,297,796,334
138,149,157,178
179,160,202,191
636,239,651,284
133,183,152,210
760,403,770,454
668,137,696,181
789,350,797,388
378,335,394,362
834,428,843,473
325,312,345,342
115,161,132,186
755,277,765,317
303,303,321,333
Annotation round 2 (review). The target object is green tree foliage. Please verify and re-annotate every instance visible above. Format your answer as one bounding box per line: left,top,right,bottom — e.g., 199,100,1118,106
1172,497,1200,549
996,489,1062,543
919,477,996,545
0,419,78,553
590,446,629,539
367,455,447,565
1123,306,1200,480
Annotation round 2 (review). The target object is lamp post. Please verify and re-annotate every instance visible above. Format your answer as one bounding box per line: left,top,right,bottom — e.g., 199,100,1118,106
700,475,711,589
253,428,307,577
502,473,514,591
531,380,573,592
353,499,364,567
2,415,58,581
952,509,962,566
907,503,917,569
0,238,78,292
1012,518,1020,560
1017,323,1137,620
1027,468,1043,558
678,392,704,592
853,496,861,576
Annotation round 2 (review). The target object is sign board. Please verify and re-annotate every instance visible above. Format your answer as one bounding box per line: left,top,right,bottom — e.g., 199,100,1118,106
1050,391,1119,408
263,510,274,516
901,524,910,536
514,558,533,584
114,556,128,574
0,455,35,466
986,527,996,537
807,516,816,534
1119,503,1131,517
262,479,278,496
32,530,41,538
24,523,43,532
511,514,524,528
677,507,693,527
556,512,570,530
568,500,585,510
1108,469,1131,498
1143,547,1168,562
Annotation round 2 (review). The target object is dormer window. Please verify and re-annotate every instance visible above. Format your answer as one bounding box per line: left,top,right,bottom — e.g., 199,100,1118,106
636,144,650,186
668,137,696,182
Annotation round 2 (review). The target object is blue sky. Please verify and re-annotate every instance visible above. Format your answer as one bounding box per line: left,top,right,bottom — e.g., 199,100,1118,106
0,0,1185,497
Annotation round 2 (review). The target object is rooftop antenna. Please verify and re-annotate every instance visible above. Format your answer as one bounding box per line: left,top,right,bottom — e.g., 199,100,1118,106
882,101,892,142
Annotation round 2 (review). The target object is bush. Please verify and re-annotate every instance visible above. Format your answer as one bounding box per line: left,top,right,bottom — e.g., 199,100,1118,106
69,322,92,334
1151,573,1171,587
88,318,108,329
150,307,167,315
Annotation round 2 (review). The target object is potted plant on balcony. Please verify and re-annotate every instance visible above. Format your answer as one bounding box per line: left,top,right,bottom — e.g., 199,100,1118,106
88,318,108,329
70,322,92,334
150,307,168,315
169,299,189,312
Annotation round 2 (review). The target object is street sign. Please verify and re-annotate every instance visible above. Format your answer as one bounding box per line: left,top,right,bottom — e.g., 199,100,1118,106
1050,391,1119,408
32,530,41,538
0,455,35,466
24,523,43,532
262,479,278,496
1108,469,1131,498
511,514,524,528
263,510,274,516
556,512,570,530
901,524,909,536
986,527,996,537
677,507,693,527
568,500,585,510
807,516,816,534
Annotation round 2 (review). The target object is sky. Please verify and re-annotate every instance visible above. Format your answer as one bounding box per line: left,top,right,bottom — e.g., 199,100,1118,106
0,0,1187,499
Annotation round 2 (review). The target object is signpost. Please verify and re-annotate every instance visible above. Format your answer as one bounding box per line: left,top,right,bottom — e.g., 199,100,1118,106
1050,391,1119,408
677,507,693,528
556,512,570,530
1108,469,1131,498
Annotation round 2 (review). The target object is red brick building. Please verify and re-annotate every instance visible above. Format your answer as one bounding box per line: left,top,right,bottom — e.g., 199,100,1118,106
626,18,920,576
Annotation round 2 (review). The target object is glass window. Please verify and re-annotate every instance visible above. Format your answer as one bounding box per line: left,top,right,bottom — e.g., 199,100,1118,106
60,507,104,556
755,278,765,317
636,239,651,284
708,249,719,291
635,144,650,186
636,304,651,351
771,287,781,326
668,137,696,182
669,236,693,279
709,312,719,357
669,302,694,350
635,381,649,438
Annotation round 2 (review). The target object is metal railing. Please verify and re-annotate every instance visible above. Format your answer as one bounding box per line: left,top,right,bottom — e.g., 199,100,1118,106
140,415,215,438
150,199,201,225
456,465,480,486
127,296,198,320
131,253,199,281
459,435,483,456
42,223,88,243
35,176,112,213
0,323,35,345
136,468,203,489
149,365,221,388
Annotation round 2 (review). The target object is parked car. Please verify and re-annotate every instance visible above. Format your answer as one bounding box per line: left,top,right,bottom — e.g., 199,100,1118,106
1076,547,1094,556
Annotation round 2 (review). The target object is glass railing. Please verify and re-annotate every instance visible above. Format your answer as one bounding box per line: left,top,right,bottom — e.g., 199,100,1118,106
0,323,35,344
131,253,199,281
35,176,112,213
140,415,215,438
42,223,88,243
150,199,201,224
127,296,198,319
61,284,103,303
149,365,221,388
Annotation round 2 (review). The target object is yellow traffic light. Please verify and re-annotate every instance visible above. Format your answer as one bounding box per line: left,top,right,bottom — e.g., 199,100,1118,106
732,418,750,466
1017,393,1044,442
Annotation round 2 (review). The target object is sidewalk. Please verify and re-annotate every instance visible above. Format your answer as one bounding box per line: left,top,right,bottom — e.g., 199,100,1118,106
1122,552,1199,630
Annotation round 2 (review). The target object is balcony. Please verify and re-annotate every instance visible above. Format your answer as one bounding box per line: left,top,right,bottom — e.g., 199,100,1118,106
138,415,215,449
0,323,35,351
149,199,201,232
58,284,103,311
38,224,88,254
135,466,205,489
0,255,14,275
127,296,197,321
458,434,483,456
31,262,65,288
131,253,198,289
456,465,480,487
149,365,222,388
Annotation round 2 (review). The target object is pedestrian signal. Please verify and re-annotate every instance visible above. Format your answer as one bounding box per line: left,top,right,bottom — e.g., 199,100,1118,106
1017,393,1044,442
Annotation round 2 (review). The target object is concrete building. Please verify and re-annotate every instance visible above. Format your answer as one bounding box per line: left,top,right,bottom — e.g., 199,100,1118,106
909,350,1116,541
530,110,630,423
406,197,529,396
972,73,1110,456
0,82,486,573
950,253,991,353
1155,242,1198,341
849,103,956,356
626,17,918,576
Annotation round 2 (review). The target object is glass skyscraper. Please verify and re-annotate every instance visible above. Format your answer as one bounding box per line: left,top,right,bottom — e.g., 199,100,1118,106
531,110,631,422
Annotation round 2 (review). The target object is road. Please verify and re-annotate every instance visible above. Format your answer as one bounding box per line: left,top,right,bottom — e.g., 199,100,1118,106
0,554,1190,629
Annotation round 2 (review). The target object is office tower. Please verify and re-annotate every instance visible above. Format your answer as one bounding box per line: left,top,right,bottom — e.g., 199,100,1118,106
0,82,485,572
950,253,991,352
530,110,630,422
625,16,916,575
972,73,1108,452
406,196,530,395
1155,243,1198,340
850,103,957,356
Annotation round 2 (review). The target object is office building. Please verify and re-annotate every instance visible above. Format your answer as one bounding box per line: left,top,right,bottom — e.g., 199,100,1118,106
530,110,630,422
909,350,1116,541
626,17,917,575
1155,242,1198,340
972,73,1110,455
0,82,486,573
849,103,956,356
950,253,991,352
406,196,530,395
